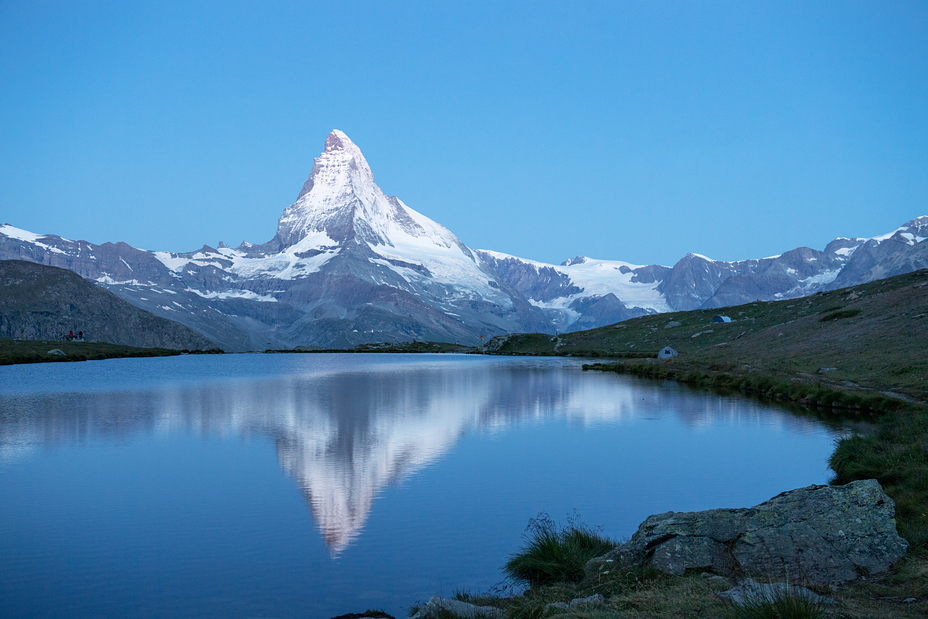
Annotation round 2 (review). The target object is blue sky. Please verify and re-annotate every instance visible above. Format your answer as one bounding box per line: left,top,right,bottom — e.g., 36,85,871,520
1,1,926,266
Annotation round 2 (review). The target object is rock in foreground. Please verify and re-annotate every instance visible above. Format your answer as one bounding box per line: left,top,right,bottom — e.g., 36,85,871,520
409,596,504,619
587,479,908,586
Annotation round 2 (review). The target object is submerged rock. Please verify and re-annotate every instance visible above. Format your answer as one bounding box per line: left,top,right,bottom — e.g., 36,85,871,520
587,479,908,586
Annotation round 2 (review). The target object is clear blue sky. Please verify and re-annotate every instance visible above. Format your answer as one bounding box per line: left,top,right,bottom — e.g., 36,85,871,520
1,1,926,266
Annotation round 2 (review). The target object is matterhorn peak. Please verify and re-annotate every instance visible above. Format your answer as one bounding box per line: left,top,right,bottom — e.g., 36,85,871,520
274,130,460,253
293,129,372,202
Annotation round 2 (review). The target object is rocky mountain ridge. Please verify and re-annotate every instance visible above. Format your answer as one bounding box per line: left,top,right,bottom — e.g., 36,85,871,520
476,215,927,321
1,130,925,350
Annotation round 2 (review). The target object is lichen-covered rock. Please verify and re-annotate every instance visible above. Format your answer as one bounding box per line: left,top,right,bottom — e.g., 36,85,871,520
650,535,737,577
586,479,908,586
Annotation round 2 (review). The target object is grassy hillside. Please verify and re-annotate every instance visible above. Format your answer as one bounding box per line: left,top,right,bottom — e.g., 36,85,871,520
0,260,219,351
488,268,928,403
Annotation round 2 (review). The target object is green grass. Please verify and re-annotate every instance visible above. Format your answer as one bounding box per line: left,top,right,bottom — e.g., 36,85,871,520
503,514,616,588
829,408,928,551
486,268,928,402
725,589,831,619
0,338,223,365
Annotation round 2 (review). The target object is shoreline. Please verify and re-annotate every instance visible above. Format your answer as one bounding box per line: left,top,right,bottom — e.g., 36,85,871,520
0,339,223,365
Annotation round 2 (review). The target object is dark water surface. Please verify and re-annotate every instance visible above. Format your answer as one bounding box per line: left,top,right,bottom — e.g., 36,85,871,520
0,353,840,618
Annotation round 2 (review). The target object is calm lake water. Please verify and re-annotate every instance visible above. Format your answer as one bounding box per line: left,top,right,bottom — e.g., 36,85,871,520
0,353,840,619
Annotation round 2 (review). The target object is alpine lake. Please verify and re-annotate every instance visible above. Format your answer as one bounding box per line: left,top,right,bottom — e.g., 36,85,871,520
0,353,844,619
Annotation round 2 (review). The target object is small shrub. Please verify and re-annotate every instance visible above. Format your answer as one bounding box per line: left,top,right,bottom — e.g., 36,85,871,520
819,309,861,322
504,514,616,587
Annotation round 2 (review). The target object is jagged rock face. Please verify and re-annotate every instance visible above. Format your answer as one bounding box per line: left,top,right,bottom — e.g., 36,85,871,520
276,130,460,252
566,294,654,332
829,216,928,288
586,479,908,586
700,247,847,308
479,252,582,303
655,254,760,311
476,250,669,332
0,260,216,350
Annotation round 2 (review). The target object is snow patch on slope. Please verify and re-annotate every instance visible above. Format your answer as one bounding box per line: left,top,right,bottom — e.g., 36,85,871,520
152,230,341,281
479,249,671,313
187,289,279,303
0,224,70,254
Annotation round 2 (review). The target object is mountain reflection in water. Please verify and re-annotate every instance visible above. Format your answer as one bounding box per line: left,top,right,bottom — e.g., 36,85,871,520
0,354,829,556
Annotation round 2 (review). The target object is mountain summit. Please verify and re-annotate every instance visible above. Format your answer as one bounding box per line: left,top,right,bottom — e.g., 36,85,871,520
275,129,459,252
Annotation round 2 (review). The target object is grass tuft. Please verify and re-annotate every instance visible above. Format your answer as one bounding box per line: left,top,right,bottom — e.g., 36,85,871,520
503,514,616,588
726,587,831,619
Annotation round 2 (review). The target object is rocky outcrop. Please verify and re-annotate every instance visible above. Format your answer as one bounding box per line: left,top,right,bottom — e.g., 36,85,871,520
409,596,503,619
545,593,605,612
718,578,834,607
586,479,908,586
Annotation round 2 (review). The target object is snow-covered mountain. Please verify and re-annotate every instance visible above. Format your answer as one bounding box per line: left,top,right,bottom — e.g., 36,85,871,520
0,131,550,350
477,216,928,319
1,128,926,348
475,251,670,332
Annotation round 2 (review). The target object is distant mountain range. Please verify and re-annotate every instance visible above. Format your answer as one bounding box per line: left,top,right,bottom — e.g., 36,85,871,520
1,130,925,351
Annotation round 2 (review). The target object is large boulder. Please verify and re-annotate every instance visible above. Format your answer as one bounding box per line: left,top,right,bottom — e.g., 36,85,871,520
587,479,908,586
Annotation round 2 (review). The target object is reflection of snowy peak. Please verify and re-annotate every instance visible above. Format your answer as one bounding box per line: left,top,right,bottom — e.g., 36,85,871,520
0,125,925,348
270,370,494,555
0,357,828,556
